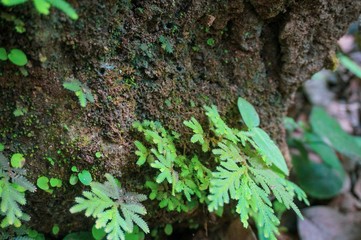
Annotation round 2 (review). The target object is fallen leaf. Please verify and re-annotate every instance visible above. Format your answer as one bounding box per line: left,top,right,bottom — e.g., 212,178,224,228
298,206,361,240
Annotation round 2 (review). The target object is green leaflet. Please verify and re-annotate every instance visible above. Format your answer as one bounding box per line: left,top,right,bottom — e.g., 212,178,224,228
337,53,361,78
63,79,95,108
237,97,260,128
1,0,78,20
310,106,361,159
250,127,289,175
1,0,27,6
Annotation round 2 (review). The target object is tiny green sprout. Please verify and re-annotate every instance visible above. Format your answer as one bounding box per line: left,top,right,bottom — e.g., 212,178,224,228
63,79,95,107
95,151,102,159
71,166,78,172
0,143,4,151
0,48,7,61
13,106,28,117
52,224,60,235
37,176,50,191
78,170,92,185
206,38,215,46
8,48,28,66
92,225,106,240
10,153,25,168
46,157,55,166
164,224,173,236
69,174,78,185
159,35,173,54
50,178,62,188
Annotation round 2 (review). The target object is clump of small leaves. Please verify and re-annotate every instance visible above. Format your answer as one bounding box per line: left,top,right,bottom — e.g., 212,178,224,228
133,120,211,212
158,35,173,54
0,153,36,228
63,79,95,108
184,97,309,240
70,174,149,240
0,0,78,20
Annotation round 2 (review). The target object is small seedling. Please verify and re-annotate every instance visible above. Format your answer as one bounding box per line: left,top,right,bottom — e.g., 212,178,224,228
95,152,102,159
78,170,92,185
63,79,95,107
206,38,215,46
52,224,60,235
10,153,25,168
159,35,173,54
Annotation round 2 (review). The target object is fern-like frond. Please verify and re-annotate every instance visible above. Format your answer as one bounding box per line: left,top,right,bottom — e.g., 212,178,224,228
12,175,36,193
70,174,149,240
212,141,244,163
0,182,26,228
204,105,238,143
208,161,244,211
184,117,209,152
0,153,35,228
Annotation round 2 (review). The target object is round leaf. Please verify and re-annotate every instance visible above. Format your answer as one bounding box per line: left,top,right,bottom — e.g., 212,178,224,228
8,49,28,66
78,170,92,185
69,174,78,185
50,178,62,188
11,153,25,168
237,97,260,128
37,176,49,190
164,224,173,236
52,224,60,235
92,225,106,240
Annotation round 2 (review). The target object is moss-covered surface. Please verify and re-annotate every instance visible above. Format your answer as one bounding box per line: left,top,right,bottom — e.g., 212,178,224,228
0,0,360,237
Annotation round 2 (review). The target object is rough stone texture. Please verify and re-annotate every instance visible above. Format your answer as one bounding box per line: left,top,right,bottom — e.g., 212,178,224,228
0,0,360,237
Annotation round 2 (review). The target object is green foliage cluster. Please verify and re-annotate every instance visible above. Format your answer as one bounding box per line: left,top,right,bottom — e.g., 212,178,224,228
0,153,36,228
133,97,308,239
133,120,211,212
0,0,78,20
158,35,173,54
70,173,149,240
63,79,95,108
183,98,308,239
286,106,361,199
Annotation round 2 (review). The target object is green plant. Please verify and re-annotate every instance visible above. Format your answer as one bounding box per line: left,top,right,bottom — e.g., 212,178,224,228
1,0,78,20
52,224,59,235
184,97,308,239
285,106,359,199
158,35,173,54
0,153,36,228
206,38,215,46
77,170,92,186
337,53,361,78
70,173,149,240
69,166,79,185
0,48,28,66
63,79,95,108
0,12,26,33
133,120,211,212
